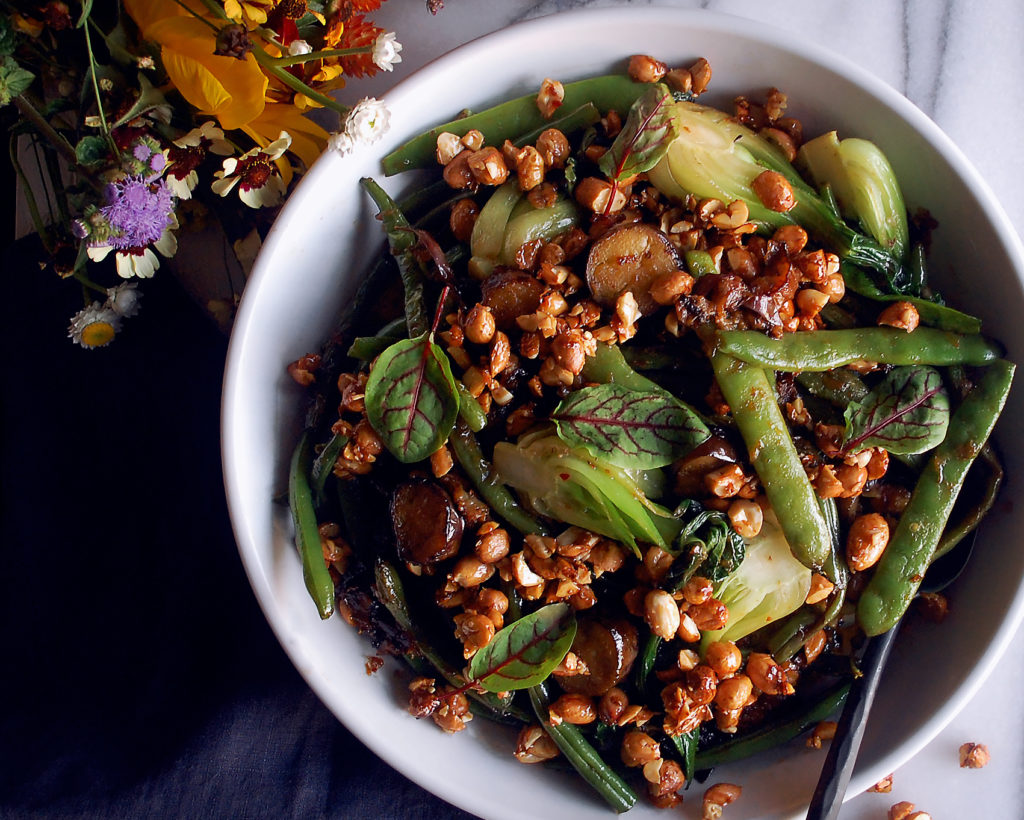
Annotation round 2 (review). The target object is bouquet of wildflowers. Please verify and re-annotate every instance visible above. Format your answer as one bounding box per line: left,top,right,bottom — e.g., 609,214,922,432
2,0,426,348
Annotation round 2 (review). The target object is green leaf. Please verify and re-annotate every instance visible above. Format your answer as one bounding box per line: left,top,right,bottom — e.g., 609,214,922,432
0,56,34,106
111,75,168,129
468,603,577,692
670,499,745,585
75,135,109,166
843,365,950,454
77,0,94,28
552,383,709,469
598,84,678,182
0,16,17,56
364,333,460,463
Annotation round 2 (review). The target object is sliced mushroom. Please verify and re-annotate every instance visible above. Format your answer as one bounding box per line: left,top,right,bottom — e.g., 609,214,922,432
556,617,639,696
671,435,740,498
480,269,546,329
586,223,682,315
390,479,464,565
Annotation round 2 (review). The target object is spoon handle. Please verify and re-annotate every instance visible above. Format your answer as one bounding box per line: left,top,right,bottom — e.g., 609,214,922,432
806,625,899,820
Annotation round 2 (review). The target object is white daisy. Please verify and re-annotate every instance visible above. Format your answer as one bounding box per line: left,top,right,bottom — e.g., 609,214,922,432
345,98,391,146
68,302,122,348
372,32,403,72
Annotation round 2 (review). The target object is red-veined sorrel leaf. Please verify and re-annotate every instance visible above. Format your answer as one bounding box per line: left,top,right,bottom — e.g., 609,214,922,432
552,383,709,469
364,333,460,463
468,603,576,692
843,365,949,454
598,84,678,182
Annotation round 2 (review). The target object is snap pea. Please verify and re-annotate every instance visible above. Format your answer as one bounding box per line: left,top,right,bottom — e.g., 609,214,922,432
381,75,652,175
858,359,1015,636
684,249,717,278
841,263,982,334
529,682,637,813
716,328,1002,372
289,430,335,620
499,199,578,264
932,444,1003,561
694,682,850,770
795,370,870,408
710,352,832,570
448,421,549,536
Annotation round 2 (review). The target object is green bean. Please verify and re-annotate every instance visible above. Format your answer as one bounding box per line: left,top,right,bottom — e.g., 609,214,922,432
694,682,850,770
858,360,1015,636
455,382,488,432
767,608,818,660
381,75,652,175
841,263,982,334
529,682,637,813
289,431,335,619
512,102,602,148
448,421,549,536
716,328,1002,372
360,177,429,336
684,249,717,278
710,352,832,570
311,432,348,502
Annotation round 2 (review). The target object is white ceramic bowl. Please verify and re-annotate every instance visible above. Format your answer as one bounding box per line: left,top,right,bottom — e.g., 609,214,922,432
222,7,1024,819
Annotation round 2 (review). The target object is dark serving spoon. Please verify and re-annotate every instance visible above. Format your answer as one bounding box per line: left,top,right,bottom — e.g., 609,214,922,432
805,534,977,820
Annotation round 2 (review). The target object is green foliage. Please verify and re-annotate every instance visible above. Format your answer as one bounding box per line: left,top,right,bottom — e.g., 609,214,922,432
0,56,34,106
843,365,950,454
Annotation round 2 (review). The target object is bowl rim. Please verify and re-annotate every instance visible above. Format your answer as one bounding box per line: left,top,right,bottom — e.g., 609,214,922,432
222,5,1024,818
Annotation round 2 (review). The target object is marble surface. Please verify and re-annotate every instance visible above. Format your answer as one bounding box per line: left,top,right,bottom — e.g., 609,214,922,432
350,1,1024,818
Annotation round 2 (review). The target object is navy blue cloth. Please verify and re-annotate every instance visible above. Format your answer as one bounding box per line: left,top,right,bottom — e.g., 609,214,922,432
0,237,475,820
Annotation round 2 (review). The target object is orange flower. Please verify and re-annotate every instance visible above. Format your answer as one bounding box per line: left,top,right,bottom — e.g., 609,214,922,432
334,15,383,79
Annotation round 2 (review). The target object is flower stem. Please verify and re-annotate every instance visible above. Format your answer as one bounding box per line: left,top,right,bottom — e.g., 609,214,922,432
82,23,120,160
250,47,349,116
266,47,372,68
9,134,52,250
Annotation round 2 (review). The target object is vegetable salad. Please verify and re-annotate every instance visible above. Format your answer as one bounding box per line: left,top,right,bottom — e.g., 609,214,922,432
287,55,1013,814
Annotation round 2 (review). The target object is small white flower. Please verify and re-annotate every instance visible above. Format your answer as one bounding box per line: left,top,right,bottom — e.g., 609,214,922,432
106,282,143,318
328,130,356,156
345,97,391,146
68,302,121,348
372,32,403,72
288,38,313,57
137,55,155,70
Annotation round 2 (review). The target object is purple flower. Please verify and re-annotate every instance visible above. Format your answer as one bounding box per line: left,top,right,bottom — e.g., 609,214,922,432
100,176,175,250
133,143,152,162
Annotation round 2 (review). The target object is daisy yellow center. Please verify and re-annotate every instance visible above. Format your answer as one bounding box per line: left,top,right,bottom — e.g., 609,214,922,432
81,320,116,347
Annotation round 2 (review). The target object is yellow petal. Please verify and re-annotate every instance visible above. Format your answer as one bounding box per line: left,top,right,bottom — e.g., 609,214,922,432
146,17,268,131
244,103,328,170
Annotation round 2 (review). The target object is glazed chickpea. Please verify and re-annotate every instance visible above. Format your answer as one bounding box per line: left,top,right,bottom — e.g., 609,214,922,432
805,573,834,605
866,447,890,480
474,521,510,564
689,597,729,631
463,303,496,345
535,128,570,168
703,782,742,819
643,545,674,583
704,640,743,677
598,687,629,724
442,149,475,189
628,54,667,83
773,224,808,255
515,145,545,191
688,57,712,94
430,445,454,478
435,131,464,165
822,270,846,302
727,498,763,538
746,652,793,696
536,77,564,118
549,693,597,725
686,664,719,706
449,198,479,242
835,463,868,498
514,725,560,764
761,126,797,161
574,176,627,213
682,575,714,606
450,555,494,588
645,589,681,639
453,612,495,656
621,730,661,767
649,269,694,305
878,300,920,332
751,170,795,212
846,513,890,571
714,674,753,711
888,802,918,820
705,464,746,498
795,287,830,318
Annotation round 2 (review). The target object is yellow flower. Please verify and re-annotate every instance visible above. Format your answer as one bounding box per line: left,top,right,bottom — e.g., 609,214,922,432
243,103,328,175
124,0,268,131
223,0,276,28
